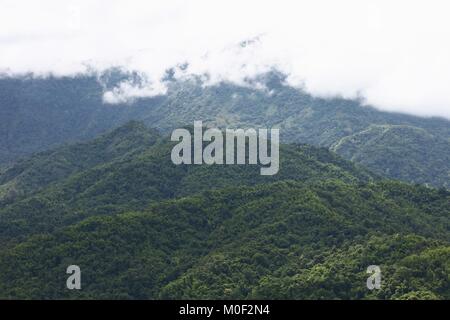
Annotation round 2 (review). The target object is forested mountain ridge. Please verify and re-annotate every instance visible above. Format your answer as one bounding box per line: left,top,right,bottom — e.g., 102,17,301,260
0,122,375,242
331,124,450,187
0,121,159,202
1,72,449,187
0,122,449,299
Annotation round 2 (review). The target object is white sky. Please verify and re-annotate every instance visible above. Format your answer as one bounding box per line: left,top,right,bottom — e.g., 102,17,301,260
1,0,450,119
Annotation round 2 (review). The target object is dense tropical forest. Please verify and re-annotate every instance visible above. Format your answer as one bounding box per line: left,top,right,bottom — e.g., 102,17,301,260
0,122,448,299
2,0,450,304
1,71,449,188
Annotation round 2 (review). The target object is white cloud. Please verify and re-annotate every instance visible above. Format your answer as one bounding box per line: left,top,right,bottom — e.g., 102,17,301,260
1,0,450,119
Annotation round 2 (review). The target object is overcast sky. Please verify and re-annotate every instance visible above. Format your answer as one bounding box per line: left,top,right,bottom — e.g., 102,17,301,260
1,0,450,119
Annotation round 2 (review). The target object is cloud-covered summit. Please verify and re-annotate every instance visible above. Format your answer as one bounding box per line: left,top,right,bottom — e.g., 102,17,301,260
1,0,450,119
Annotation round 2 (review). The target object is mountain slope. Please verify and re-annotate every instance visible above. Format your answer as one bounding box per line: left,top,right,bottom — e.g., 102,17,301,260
1,72,449,187
0,122,449,299
0,180,448,299
0,122,375,242
0,121,159,202
331,125,450,188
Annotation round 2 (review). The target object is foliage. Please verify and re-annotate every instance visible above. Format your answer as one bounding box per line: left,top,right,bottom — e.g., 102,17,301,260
0,123,448,299
1,72,449,187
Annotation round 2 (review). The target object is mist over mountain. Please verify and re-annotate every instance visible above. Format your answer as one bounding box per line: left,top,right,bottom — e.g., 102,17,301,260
2,0,450,303
3,1,450,120
1,71,449,188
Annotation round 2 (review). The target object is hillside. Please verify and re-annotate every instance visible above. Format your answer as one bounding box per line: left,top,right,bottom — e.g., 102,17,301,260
0,122,448,299
0,122,375,242
0,72,449,187
0,180,448,299
331,125,450,188
0,121,159,202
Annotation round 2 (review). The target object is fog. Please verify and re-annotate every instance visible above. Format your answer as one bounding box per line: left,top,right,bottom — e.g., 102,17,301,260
1,0,450,118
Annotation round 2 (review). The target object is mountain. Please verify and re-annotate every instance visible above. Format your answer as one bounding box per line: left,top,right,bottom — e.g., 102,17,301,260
0,122,375,242
1,72,449,188
0,121,159,202
0,181,448,299
0,122,448,299
331,124,450,187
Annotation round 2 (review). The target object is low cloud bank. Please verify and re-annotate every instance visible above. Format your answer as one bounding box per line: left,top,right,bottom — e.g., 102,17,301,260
1,0,450,119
